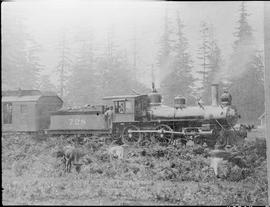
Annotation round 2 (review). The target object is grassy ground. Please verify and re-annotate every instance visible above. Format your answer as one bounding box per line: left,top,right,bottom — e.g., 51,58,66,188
2,132,268,205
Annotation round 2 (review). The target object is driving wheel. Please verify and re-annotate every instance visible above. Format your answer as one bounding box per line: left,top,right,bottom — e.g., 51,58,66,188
121,125,142,146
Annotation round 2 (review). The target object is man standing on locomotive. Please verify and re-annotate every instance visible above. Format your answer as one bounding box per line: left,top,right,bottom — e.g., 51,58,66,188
220,88,232,105
105,106,114,133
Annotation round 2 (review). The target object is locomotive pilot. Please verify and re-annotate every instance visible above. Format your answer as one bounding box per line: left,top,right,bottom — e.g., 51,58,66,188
105,106,114,133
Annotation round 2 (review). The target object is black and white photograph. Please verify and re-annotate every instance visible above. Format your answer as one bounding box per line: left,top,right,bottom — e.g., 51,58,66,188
2,0,270,205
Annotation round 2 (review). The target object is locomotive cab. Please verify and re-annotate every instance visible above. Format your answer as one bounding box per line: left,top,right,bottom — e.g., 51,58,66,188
103,95,149,122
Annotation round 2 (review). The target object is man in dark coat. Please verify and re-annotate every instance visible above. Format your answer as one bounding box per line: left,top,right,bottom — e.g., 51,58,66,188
105,106,114,133
220,88,232,105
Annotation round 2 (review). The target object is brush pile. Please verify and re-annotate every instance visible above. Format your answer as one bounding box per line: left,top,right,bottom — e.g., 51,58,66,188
2,134,268,205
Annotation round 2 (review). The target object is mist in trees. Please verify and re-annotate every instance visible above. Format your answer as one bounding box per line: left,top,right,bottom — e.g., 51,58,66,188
197,21,223,105
160,10,194,106
38,74,57,92
65,30,98,106
2,2,264,124
2,6,42,90
64,25,148,107
228,2,265,124
55,31,72,101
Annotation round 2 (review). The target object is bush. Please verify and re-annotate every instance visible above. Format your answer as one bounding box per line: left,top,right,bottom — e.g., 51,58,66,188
2,133,268,205
12,161,29,177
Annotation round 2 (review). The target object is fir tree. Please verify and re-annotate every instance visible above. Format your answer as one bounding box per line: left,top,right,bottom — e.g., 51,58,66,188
56,31,72,99
160,11,194,106
157,8,171,68
229,1,264,124
197,22,223,104
2,6,42,90
196,21,211,90
66,34,98,106
38,74,57,92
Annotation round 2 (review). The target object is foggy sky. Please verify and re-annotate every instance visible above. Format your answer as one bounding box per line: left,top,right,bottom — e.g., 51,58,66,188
2,0,263,89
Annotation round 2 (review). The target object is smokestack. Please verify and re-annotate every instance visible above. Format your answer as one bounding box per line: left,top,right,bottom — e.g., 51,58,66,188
211,84,219,106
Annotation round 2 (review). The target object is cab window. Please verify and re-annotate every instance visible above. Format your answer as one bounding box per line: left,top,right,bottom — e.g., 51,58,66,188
114,101,125,114
125,101,132,113
114,100,132,114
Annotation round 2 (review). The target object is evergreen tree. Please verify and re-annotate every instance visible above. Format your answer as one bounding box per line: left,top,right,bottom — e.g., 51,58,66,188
55,31,72,100
157,8,171,65
28,39,44,88
66,36,98,106
196,22,223,104
157,7,173,82
2,6,42,90
100,23,148,98
99,50,146,97
160,11,194,106
38,74,57,92
233,1,253,47
204,42,223,104
229,1,264,124
196,21,211,90
132,23,137,75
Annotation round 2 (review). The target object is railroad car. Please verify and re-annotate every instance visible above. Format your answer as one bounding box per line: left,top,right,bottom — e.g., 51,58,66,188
2,89,63,133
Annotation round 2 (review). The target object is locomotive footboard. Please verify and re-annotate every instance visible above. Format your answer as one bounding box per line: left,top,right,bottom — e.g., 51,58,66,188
45,129,110,136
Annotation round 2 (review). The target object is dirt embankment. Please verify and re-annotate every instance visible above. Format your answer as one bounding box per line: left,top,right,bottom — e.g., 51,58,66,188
2,133,268,205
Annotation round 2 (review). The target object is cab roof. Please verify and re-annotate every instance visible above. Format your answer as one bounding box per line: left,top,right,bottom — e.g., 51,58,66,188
103,94,147,100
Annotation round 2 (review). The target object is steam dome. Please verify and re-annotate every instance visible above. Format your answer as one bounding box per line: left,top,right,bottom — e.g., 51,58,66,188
174,96,186,108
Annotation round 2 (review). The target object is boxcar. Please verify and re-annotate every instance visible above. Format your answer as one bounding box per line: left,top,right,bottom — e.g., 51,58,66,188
2,89,63,132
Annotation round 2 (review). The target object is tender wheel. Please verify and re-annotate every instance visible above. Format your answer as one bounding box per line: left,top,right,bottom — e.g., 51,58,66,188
155,124,174,146
121,125,142,146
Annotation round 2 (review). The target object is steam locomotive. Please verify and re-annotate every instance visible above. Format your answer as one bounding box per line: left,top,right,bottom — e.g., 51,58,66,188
2,84,244,147
48,83,243,147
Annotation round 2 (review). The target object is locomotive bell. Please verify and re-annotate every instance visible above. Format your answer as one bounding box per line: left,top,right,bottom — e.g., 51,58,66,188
174,96,186,109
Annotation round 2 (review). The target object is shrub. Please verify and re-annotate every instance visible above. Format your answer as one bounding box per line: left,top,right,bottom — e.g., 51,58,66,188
12,161,29,177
